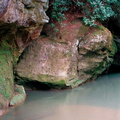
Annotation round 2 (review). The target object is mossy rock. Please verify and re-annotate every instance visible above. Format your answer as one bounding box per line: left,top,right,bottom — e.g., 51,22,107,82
10,85,26,106
0,42,14,110
15,20,117,89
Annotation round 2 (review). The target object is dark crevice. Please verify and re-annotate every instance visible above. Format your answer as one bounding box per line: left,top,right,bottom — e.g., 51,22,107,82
108,52,120,73
103,18,120,38
15,76,67,90
102,18,120,73
108,65,120,73
76,39,81,77
18,80,52,90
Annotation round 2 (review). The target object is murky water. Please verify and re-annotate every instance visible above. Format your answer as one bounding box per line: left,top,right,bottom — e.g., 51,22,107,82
1,73,120,120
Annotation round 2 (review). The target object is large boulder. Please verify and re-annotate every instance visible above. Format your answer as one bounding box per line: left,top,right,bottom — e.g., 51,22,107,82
0,0,49,115
77,27,117,83
15,18,117,88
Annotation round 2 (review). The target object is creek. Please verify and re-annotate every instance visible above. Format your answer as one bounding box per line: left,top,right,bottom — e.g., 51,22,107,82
1,73,120,120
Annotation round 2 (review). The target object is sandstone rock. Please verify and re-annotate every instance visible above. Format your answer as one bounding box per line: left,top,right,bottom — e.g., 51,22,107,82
22,0,33,6
0,0,49,115
15,18,117,88
16,39,78,88
77,27,117,83
0,0,49,52
10,85,26,106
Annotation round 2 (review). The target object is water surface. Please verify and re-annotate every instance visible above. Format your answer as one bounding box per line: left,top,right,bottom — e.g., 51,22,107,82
1,73,120,120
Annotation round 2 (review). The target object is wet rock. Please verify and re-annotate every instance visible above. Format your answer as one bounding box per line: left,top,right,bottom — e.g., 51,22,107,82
15,18,117,88
10,85,26,106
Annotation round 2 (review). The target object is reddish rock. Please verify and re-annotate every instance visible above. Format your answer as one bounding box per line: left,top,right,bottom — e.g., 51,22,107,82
15,17,117,88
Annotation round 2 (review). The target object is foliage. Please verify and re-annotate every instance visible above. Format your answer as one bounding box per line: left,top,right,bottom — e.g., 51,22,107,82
49,0,120,26
50,0,72,22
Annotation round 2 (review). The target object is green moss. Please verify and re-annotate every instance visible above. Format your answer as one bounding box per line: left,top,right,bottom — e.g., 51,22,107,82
109,40,118,56
14,85,26,94
0,42,14,100
0,24,20,65
10,94,26,106
67,78,86,88
37,74,66,87
78,24,89,38
49,80,65,85
17,74,67,89
10,85,26,106
89,62,106,75
43,80,66,89
92,28,103,36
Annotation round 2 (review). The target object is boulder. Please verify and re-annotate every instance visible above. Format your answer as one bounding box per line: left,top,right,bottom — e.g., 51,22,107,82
15,18,117,88
10,85,26,106
77,27,117,83
0,0,49,115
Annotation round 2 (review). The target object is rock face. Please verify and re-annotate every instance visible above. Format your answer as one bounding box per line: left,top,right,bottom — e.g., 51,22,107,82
0,0,49,115
10,85,26,106
0,43,14,111
0,0,49,51
15,18,117,88
16,38,78,88
77,27,117,82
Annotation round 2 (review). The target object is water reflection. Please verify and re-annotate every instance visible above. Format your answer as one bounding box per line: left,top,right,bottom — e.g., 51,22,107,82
1,73,120,120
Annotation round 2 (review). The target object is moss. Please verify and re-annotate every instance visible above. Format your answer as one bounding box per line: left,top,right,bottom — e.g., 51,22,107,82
10,94,26,106
37,74,67,88
0,23,20,65
0,42,14,100
14,85,26,94
91,28,104,37
109,40,118,56
95,25,105,30
89,62,106,75
16,74,67,89
44,80,66,89
78,24,89,38
66,78,86,88
10,85,26,106
49,80,66,85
